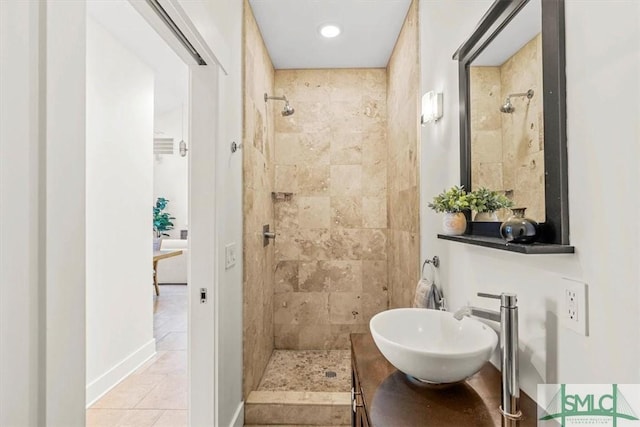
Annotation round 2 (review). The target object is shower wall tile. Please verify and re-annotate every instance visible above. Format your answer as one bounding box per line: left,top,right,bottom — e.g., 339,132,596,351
274,324,299,349
362,261,388,293
330,229,362,261
276,133,331,166
470,67,504,192
274,292,329,325
242,0,276,398
274,229,300,261
330,165,362,197
362,197,387,228
274,165,298,193
362,164,387,197
295,325,331,350
298,197,330,229
298,229,332,261
275,261,299,294
273,68,388,350
362,131,387,166
361,229,387,261
298,261,331,292
327,261,362,293
471,129,503,163
362,291,389,323
274,133,300,165
330,197,362,229
299,133,331,165
330,132,363,165
297,166,330,196
329,292,362,324
387,0,421,309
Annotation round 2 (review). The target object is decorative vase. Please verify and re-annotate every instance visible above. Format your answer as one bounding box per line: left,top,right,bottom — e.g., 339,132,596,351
153,237,162,251
500,208,539,243
442,212,467,236
474,211,499,222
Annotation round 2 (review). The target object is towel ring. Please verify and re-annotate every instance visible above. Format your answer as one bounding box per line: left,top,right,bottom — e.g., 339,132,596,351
421,256,439,282
422,256,440,270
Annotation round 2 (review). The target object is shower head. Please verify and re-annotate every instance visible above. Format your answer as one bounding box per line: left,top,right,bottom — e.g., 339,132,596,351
500,98,515,114
499,89,534,114
264,93,295,116
282,101,295,116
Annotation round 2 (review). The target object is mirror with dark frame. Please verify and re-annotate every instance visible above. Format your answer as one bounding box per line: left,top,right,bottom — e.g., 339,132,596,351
453,0,570,246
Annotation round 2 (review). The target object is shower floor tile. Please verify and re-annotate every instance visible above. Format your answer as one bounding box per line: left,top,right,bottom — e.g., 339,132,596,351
257,350,351,392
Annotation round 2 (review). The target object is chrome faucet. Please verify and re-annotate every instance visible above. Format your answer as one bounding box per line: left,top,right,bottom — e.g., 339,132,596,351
453,292,521,420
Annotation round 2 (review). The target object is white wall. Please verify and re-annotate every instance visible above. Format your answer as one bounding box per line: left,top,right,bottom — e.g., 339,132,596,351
154,106,189,238
420,0,640,399
86,17,155,403
0,1,45,425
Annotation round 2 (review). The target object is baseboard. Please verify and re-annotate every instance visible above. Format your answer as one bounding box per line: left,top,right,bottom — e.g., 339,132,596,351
229,401,244,427
85,338,156,407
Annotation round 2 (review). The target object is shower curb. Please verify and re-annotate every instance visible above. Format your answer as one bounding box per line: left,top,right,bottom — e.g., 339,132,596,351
245,390,350,425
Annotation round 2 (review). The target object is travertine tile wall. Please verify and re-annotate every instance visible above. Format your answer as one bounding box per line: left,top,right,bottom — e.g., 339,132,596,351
272,69,389,350
386,0,421,309
500,34,545,222
470,66,504,193
470,34,544,222
242,0,276,398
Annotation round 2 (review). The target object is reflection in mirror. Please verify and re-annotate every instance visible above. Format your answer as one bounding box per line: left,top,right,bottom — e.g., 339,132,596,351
454,0,569,246
469,0,545,222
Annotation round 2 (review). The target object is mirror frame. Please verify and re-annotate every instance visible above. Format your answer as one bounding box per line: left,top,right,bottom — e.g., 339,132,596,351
453,0,569,245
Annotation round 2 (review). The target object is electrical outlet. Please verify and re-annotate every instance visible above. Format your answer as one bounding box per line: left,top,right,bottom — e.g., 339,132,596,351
225,243,237,270
566,289,578,321
562,278,588,336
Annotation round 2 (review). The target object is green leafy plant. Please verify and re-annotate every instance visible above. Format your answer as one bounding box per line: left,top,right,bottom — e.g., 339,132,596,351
468,188,513,213
153,197,175,238
428,185,470,213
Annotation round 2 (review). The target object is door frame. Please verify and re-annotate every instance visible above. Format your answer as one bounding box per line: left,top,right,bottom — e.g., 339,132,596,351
44,0,224,424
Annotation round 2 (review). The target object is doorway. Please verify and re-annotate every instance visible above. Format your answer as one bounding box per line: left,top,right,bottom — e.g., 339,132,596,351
83,0,218,425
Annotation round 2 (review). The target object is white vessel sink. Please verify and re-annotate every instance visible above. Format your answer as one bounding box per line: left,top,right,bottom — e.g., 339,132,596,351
370,308,498,384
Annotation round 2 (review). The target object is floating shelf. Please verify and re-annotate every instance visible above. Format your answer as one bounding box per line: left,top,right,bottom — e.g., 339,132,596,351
437,234,574,254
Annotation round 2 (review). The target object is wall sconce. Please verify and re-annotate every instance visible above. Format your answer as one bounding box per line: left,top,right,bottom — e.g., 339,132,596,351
421,91,443,125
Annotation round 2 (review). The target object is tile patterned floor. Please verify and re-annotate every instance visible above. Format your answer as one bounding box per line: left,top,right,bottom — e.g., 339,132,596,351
257,350,351,393
87,285,188,427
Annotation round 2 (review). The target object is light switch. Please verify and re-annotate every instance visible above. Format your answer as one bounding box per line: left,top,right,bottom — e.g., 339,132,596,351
225,243,237,270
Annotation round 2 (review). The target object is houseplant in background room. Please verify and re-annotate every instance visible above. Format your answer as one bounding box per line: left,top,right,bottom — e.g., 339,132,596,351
153,197,175,251
428,186,470,235
469,187,513,221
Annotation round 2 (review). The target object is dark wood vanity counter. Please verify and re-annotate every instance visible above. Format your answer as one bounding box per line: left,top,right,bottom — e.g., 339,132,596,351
350,333,538,427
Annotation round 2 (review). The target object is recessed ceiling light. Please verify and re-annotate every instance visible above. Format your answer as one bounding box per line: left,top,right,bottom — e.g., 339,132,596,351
319,24,341,38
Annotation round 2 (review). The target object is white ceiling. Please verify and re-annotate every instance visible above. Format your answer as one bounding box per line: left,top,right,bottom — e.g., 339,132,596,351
248,0,412,69
87,0,188,116
472,0,542,66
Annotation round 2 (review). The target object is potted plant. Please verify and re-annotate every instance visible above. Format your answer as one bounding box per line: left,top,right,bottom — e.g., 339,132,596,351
428,185,470,235
153,197,175,251
468,188,514,221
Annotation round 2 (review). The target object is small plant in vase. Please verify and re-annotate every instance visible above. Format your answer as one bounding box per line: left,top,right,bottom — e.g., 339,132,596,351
428,186,470,235
468,188,513,221
153,197,175,251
